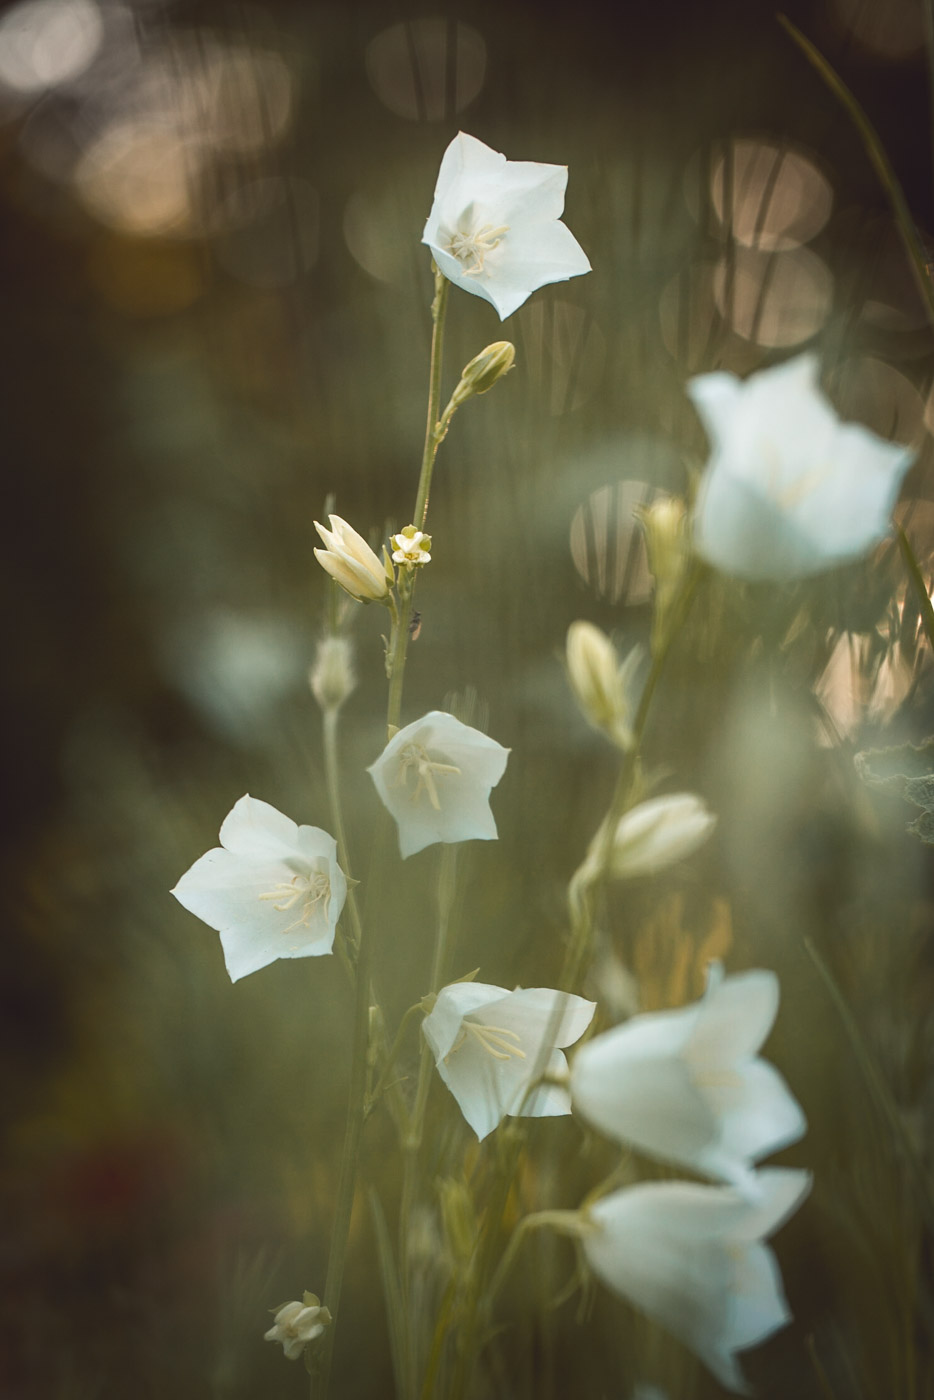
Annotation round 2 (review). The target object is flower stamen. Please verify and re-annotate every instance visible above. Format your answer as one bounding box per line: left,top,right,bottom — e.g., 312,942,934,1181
447,1021,527,1063
259,872,331,934
395,742,460,811
446,222,510,275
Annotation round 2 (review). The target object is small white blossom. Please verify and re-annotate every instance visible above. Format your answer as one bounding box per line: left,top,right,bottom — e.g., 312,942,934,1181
582,1169,810,1394
391,525,432,566
264,1294,330,1361
367,711,509,859
313,513,390,602
423,981,595,1140
589,792,716,881
422,131,591,321
171,795,347,982
570,964,805,1190
689,354,915,581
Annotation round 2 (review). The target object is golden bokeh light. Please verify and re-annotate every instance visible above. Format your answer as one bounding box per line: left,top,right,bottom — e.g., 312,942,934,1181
710,138,833,251
569,480,655,605
713,245,833,347
0,0,102,94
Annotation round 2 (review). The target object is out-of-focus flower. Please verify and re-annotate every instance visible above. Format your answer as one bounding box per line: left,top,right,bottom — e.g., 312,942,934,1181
314,514,391,602
587,792,716,882
171,795,346,982
423,981,595,1140
566,621,640,750
570,964,805,1189
309,636,356,713
422,131,591,320
582,1169,811,1394
391,525,432,566
264,1293,330,1360
689,354,915,581
367,710,509,858
636,495,689,652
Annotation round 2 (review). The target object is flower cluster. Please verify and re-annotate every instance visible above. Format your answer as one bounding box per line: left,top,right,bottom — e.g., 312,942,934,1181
570,964,808,1392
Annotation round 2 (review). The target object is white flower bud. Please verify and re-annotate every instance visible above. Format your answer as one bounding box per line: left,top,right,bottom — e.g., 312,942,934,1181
309,637,356,713
264,1293,331,1361
566,622,637,750
597,792,716,881
314,514,390,603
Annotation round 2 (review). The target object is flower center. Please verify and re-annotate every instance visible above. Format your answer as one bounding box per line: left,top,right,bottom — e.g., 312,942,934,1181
259,871,331,935
761,442,830,509
445,222,510,275
395,742,460,811
447,1021,527,1062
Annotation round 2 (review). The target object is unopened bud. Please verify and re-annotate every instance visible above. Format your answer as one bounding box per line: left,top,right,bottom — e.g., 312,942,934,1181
636,495,689,653
590,793,716,882
309,636,356,713
437,1176,478,1268
566,621,638,750
450,341,516,409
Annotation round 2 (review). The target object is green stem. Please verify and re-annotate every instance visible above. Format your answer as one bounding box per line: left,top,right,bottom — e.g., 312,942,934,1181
385,268,450,737
312,714,375,1400
778,14,934,328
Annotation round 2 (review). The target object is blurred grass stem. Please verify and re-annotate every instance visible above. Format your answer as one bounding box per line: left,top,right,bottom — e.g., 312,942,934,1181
778,15,934,328
897,526,934,655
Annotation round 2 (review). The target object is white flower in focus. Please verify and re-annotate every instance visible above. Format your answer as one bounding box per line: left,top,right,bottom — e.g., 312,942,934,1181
264,1294,330,1361
582,1169,811,1394
422,131,591,320
367,710,509,858
313,513,390,602
171,795,347,982
689,354,915,581
423,981,595,1140
597,792,716,880
391,525,432,566
570,964,805,1189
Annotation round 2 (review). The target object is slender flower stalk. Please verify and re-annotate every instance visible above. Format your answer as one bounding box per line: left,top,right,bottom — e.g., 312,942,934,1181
385,268,449,736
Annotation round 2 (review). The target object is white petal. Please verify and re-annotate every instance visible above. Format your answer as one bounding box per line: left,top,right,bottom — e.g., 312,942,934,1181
219,794,306,862
731,1167,812,1241
689,970,778,1064
423,982,510,1061
703,1058,807,1174
489,986,596,1050
693,464,820,581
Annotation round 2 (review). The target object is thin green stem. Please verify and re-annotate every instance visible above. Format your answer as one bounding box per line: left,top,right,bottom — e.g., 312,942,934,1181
312,714,376,1400
778,14,934,328
384,268,450,737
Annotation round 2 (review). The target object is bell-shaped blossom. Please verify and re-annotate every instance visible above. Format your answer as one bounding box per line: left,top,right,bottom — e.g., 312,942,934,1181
367,710,509,859
171,795,347,982
423,980,595,1140
582,1169,810,1394
422,131,591,321
264,1294,330,1361
313,513,390,602
570,965,805,1190
689,354,915,581
587,792,716,882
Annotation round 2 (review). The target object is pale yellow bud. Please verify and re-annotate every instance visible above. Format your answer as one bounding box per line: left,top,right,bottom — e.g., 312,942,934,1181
600,793,716,880
309,636,356,713
566,621,637,750
636,495,689,653
313,514,390,603
449,341,516,409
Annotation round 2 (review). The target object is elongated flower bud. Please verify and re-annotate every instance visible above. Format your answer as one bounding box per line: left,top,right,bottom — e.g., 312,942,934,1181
449,341,516,409
313,514,390,603
602,792,716,879
309,636,356,713
566,621,637,750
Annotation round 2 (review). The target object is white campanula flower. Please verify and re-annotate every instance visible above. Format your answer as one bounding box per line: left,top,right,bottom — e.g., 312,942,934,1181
582,1169,810,1395
689,354,915,581
367,710,509,859
313,513,391,603
264,1293,330,1361
423,981,595,1140
570,964,805,1191
171,795,347,982
590,792,716,881
422,131,591,321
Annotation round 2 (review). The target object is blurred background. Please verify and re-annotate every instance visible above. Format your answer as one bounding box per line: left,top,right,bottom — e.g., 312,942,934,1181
2,0,934,1395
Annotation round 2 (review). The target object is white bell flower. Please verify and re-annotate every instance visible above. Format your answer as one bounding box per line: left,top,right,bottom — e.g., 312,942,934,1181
367,711,509,859
582,1168,810,1394
422,131,591,321
689,354,915,581
570,964,805,1190
171,795,347,982
423,980,595,1141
